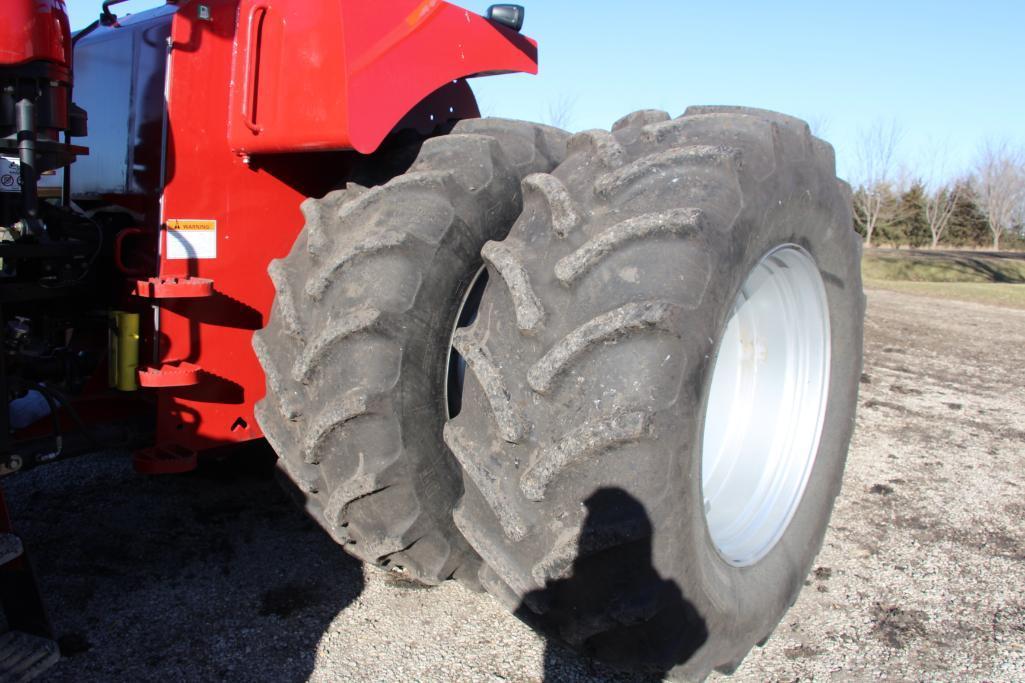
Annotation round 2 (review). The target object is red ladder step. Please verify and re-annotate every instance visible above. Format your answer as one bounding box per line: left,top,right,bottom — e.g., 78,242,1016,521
137,362,202,388
132,443,199,475
133,276,214,299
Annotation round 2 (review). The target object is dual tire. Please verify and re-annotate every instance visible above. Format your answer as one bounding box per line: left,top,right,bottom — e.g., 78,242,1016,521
256,107,864,678
253,118,569,585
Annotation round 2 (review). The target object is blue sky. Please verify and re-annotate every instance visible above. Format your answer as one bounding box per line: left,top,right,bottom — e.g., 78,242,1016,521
69,1,1024,183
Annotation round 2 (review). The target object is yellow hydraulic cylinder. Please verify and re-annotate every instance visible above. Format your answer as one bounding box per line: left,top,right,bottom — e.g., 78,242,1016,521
110,311,140,392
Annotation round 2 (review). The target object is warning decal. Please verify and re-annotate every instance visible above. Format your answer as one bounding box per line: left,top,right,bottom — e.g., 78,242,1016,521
1,157,22,194
166,219,217,260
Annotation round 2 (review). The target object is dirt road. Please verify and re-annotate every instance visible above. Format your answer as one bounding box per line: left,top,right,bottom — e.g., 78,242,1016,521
7,287,1024,682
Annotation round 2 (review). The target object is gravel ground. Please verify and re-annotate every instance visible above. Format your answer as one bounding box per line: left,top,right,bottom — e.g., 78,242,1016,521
5,287,1025,682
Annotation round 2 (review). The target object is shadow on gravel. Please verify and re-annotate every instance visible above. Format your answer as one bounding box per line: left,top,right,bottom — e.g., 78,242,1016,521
4,444,364,682
518,488,707,682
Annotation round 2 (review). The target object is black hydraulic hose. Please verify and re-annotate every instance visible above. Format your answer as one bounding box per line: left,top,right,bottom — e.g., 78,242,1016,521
39,208,104,289
32,383,98,450
71,21,101,51
101,0,132,26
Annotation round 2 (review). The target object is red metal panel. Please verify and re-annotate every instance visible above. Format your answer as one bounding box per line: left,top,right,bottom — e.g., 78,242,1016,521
157,0,292,450
0,0,70,67
156,0,537,452
227,0,538,154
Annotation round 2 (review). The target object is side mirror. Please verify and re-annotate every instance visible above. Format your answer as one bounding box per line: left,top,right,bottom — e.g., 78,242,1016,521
486,5,525,32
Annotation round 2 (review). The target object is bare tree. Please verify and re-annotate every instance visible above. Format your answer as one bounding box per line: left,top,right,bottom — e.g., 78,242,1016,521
924,182,961,248
853,120,902,247
973,142,1025,250
1015,190,1025,240
545,93,577,131
921,146,960,248
894,163,917,196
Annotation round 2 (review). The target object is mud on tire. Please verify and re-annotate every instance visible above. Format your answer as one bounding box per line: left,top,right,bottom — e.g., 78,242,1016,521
253,119,568,585
445,107,864,677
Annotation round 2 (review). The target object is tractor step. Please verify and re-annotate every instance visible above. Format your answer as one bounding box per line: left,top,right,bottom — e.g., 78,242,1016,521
133,276,215,299
0,534,23,566
0,631,59,682
137,361,202,388
132,443,199,475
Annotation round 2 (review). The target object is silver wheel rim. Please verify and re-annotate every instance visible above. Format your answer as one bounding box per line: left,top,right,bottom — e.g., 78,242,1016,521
701,244,831,567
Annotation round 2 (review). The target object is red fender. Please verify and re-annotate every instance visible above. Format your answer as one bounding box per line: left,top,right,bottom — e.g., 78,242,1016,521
227,0,539,155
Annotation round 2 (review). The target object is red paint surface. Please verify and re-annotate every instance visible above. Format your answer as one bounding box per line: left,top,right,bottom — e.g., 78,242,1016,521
154,0,538,451
0,0,71,67
227,0,538,154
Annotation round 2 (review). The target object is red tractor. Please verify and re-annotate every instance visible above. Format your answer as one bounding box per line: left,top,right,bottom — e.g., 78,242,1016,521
0,0,864,679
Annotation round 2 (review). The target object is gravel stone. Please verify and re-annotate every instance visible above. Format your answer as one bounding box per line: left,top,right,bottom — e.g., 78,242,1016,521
2,287,1022,682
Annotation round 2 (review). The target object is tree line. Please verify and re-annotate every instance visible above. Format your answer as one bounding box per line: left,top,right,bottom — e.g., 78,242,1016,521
852,178,1025,250
849,124,1025,250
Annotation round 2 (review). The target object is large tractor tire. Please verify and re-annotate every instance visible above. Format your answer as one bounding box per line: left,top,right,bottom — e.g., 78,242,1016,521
254,119,568,585
445,107,864,678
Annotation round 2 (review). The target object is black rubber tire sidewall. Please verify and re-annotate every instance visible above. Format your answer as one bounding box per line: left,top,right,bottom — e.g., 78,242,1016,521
662,156,864,671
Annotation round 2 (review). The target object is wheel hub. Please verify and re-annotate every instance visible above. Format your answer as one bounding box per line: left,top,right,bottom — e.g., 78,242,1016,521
701,244,832,567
